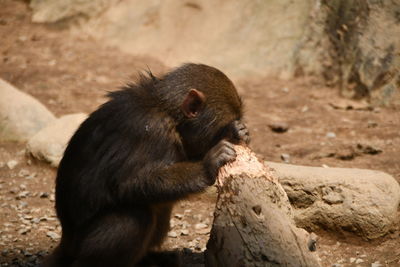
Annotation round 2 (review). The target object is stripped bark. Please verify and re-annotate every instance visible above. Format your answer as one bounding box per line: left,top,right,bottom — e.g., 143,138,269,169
205,146,321,267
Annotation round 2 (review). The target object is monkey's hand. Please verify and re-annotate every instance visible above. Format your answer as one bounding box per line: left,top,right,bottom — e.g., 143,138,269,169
232,120,250,144
203,140,237,185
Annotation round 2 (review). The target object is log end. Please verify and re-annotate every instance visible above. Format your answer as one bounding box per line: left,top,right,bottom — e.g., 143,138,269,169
217,145,274,186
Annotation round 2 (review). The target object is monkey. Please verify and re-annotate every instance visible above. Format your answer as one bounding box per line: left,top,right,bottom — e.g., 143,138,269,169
42,63,249,267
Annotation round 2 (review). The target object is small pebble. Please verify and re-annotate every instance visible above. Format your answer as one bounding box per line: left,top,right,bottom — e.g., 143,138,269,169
181,229,189,236
280,153,290,163
6,160,18,170
326,132,336,138
17,191,30,199
195,228,210,235
18,169,30,177
268,122,289,133
168,231,178,238
194,223,207,230
174,213,183,219
18,228,30,235
39,192,49,198
46,231,60,241
301,105,309,112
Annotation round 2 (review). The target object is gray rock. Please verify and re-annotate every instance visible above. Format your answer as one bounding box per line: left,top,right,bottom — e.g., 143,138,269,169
280,153,290,163
27,113,87,167
268,122,289,133
168,231,178,238
0,79,55,142
46,231,60,241
267,161,400,239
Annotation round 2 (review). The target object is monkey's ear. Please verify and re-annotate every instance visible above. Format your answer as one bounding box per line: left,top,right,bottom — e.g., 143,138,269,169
181,89,206,118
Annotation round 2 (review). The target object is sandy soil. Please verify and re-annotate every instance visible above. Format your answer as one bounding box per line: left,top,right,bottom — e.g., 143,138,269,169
0,1,399,266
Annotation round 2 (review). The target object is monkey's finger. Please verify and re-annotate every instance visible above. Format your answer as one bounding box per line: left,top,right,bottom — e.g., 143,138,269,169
218,153,237,166
238,129,250,144
234,120,248,131
219,142,236,155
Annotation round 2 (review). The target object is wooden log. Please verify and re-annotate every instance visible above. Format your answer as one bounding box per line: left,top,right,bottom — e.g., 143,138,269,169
205,146,321,267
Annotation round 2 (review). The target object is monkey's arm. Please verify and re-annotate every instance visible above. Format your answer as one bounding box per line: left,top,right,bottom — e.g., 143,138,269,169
115,140,236,203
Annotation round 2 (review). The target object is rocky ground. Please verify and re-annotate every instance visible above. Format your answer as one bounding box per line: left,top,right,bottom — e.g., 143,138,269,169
1,1,400,266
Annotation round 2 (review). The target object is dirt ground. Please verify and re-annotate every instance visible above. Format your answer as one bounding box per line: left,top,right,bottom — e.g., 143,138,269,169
1,1,399,266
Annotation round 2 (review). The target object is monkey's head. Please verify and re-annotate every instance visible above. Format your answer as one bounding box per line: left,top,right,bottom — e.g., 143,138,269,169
157,63,245,159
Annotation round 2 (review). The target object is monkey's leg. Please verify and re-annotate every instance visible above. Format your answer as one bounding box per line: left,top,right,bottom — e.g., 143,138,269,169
70,210,155,267
137,204,181,267
137,251,181,267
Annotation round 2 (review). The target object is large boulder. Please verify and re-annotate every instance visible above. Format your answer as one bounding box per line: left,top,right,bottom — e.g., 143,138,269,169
30,0,399,106
27,113,87,167
0,78,56,142
30,0,314,78
267,162,400,239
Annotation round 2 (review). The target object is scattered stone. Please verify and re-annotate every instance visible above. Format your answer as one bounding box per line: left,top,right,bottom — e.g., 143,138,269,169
329,99,371,110
6,160,18,170
280,153,290,163
267,161,400,239
307,232,318,251
18,202,28,209
331,264,342,267
301,105,309,112
18,169,30,177
25,172,37,179
282,87,289,93
27,113,87,167
356,143,382,155
174,213,183,219
18,35,28,42
9,187,19,194
39,192,49,198
367,121,378,128
195,228,210,235
16,191,30,199
268,122,289,133
371,262,383,267
350,257,356,263
46,231,60,241
18,228,30,235
194,223,208,230
181,229,189,236
355,258,364,264
168,231,178,238
326,132,336,138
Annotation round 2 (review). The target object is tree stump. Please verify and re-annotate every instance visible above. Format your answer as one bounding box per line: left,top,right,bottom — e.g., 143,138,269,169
205,146,321,267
